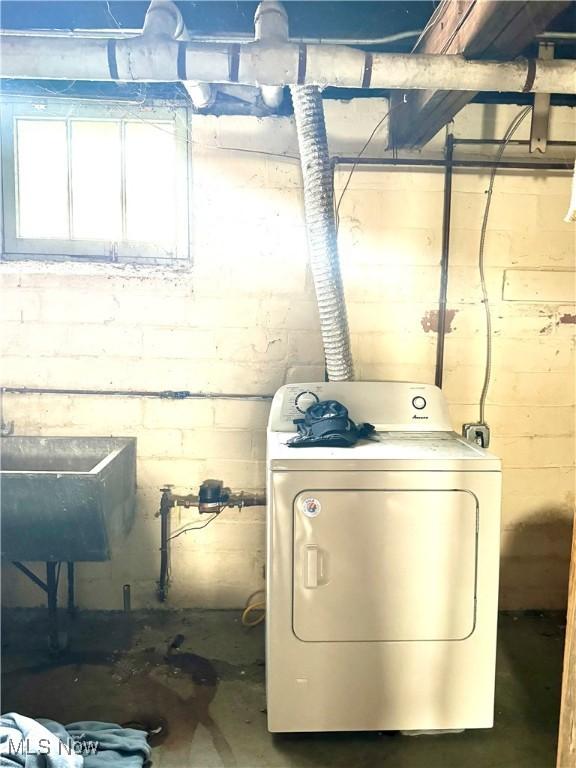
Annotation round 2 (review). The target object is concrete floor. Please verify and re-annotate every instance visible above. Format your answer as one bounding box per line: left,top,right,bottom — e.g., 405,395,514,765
1,609,564,768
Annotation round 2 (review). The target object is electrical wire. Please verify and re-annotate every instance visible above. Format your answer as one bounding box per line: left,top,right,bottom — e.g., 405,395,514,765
413,6,443,49
4,89,298,167
190,143,300,162
167,512,220,541
118,102,300,161
105,1,122,30
438,4,476,54
334,106,393,231
3,86,150,105
414,1,474,52
478,105,532,424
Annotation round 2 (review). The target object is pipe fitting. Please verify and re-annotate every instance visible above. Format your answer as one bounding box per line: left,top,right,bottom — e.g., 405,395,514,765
255,1,288,109
260,84,285,109
255,1,289,41
143,0,184,38
184,81,215,109
144,0,214,110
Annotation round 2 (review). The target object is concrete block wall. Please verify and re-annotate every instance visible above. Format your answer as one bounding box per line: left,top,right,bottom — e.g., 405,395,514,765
1,99,574,610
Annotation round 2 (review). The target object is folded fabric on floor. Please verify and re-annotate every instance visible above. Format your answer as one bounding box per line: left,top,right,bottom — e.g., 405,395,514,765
55,723,150,768
0,714,151,768
0,713,81,768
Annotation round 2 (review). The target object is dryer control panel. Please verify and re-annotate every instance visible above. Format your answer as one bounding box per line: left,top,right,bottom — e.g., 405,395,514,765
269,381,453,432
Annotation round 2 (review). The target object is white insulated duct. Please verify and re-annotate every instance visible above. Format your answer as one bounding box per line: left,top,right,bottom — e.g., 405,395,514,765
1,33,575,94
255,1,287,109
183,80,213,110
143,0,213,109
142,0,184,38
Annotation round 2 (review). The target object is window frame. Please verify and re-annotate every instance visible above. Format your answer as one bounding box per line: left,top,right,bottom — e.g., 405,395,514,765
0,98,192,265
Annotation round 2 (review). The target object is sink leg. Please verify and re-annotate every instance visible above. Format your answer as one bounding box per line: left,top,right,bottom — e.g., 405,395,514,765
67,562,76,617
157,489,172,602
46,562,59,654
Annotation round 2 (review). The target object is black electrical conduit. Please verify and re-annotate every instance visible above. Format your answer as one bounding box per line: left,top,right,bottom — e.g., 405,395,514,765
453,139,576,147
332,147,575,387
333,157,574,171
435,132,454,389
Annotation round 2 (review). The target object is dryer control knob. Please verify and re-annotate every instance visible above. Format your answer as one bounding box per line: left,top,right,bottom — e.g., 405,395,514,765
295,390,320,413
412,395,427,410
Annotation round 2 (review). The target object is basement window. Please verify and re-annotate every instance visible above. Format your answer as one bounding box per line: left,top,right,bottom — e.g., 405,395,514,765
0,100,191,264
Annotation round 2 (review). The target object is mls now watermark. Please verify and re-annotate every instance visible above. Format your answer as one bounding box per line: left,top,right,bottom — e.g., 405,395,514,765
8,737,99,757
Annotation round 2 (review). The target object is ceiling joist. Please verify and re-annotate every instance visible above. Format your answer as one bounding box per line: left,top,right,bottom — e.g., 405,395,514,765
390,0,572,149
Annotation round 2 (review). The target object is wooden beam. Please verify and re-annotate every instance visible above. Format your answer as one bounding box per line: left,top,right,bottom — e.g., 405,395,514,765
390,0,571,149
558,514,576,768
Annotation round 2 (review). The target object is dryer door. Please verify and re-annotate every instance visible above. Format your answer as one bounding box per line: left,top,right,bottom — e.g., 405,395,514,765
293,489,477,642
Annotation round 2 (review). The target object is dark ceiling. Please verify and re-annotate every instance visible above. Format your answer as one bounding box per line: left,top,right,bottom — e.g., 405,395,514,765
1,1,574,53
1,1,434,50
1,1,575,110
1,2,572,49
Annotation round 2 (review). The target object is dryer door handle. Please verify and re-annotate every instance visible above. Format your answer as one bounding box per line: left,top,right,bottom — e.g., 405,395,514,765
304,546,320,589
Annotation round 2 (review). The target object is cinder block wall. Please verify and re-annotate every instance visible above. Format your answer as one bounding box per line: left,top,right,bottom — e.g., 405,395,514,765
1,100,574,610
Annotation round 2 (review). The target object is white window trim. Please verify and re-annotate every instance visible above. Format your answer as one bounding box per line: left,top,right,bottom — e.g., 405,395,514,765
0,99,192,265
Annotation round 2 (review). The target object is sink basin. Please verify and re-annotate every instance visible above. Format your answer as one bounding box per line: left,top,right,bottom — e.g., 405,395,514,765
0,436,137,562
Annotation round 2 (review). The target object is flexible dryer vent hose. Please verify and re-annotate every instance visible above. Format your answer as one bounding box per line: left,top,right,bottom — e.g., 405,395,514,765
290,85,354,382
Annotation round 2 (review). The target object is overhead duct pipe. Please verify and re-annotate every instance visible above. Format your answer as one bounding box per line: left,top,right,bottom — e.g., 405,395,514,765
1,33,575,94
254,1,287,109
291,85,354,382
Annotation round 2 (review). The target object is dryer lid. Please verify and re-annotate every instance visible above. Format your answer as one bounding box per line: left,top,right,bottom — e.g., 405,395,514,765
267,431,501,471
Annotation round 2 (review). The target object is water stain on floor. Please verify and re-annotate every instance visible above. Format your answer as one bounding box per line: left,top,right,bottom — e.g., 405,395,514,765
2,632,240,767
1,609,565,768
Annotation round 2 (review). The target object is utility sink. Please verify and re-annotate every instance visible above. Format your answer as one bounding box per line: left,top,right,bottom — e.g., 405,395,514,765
0,436,137,562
